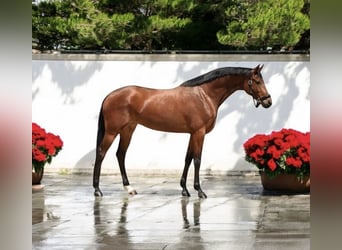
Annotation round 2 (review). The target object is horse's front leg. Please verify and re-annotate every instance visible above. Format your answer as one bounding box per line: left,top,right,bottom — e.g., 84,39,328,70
182,130,207,198
193,157,207,199
192,130,207,199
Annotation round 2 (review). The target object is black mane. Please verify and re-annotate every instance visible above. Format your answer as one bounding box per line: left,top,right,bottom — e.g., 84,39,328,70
180,67,252,87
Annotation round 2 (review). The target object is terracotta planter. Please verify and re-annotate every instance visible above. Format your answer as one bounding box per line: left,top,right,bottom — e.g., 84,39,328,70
260,172,310,193
32,169,44,185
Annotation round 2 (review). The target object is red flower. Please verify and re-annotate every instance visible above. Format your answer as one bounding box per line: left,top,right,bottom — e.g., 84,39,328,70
285,157,302,168
271,130,283,139
243,128,310,179
32,123,63,172
297,147,310,162
267,159,277,171
32,147,47,162
285,134,299,147
266,145,282,159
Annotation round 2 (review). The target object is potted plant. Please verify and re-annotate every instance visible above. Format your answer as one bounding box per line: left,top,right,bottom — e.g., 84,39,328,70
32,122,63,185
243,128,310,193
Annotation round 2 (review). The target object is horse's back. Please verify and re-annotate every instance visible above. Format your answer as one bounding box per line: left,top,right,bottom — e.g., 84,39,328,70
101,85,170,128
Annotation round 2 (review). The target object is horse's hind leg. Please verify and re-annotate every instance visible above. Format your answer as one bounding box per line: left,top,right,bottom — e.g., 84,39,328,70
93,132,117,196
116,123,137,195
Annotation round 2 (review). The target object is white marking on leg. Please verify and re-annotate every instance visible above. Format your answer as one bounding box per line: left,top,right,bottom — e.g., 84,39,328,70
124,185,137,195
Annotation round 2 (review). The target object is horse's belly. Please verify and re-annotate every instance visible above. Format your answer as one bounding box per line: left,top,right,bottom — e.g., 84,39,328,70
138,114,190,133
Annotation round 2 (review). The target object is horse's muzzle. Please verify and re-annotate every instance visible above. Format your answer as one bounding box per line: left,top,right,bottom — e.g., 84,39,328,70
257,95,272,108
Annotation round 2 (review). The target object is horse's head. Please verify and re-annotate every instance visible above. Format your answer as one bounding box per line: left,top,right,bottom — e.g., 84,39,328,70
245,64,272,108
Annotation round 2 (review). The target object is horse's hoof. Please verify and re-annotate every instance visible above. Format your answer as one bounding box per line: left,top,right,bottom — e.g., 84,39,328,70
124,185,137,195
182,189,191,197
129,190,138,195
94,189,103,197
198,191,207,199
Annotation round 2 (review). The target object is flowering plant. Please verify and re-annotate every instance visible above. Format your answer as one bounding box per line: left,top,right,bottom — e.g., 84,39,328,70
32,123,63,173
243,128,310,180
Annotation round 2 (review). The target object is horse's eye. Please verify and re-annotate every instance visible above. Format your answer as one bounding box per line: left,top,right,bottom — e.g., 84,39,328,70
253,79,260,84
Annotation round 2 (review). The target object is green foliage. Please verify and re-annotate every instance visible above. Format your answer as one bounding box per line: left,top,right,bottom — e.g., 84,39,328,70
32,0,310,51
217,0,310,49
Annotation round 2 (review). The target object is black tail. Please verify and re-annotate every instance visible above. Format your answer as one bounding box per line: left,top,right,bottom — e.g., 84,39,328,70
93,105,105,196
96,106,105,151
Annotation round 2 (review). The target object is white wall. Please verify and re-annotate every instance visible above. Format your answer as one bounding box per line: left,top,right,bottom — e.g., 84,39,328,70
32,54,310,175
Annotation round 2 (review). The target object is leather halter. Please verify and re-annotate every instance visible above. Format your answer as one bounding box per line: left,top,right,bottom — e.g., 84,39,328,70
248,79,271,108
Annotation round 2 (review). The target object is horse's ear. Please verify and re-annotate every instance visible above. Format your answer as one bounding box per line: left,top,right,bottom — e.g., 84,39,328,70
253,64,263,74
255,64,264,72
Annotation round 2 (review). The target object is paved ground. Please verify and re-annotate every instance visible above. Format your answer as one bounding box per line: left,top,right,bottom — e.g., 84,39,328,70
32,173,310,250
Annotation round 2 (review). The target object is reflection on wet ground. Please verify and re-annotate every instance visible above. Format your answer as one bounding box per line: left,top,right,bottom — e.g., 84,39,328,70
32,174,310,249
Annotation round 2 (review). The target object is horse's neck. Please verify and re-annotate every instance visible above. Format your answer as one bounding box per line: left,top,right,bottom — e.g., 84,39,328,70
200,76,245,108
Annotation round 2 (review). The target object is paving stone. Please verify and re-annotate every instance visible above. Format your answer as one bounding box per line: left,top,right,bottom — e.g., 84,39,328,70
32,174,310,249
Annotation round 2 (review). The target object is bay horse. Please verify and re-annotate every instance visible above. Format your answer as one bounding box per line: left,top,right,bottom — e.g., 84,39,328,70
93,64,272,198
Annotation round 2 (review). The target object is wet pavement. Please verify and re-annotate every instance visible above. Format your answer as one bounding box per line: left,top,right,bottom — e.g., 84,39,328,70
32,173,310,250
